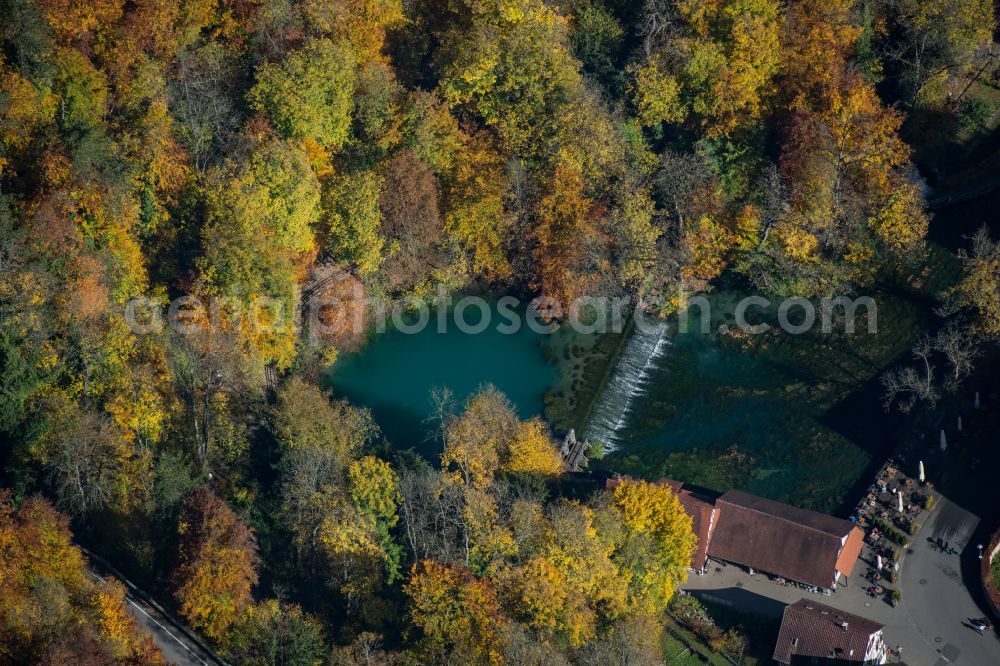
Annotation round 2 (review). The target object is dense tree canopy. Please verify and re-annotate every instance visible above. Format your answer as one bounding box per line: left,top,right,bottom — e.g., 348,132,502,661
0,491,165,664
173,487,259,641
2,0,998,662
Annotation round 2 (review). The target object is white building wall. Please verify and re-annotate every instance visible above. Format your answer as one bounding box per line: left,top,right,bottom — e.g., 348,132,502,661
865,630,888,664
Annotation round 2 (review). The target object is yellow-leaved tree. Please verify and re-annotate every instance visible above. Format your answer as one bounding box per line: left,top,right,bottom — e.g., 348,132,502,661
631,0,783,136
404,560,508,665
0,491,165,664
173,488,259,641
611,479,698,615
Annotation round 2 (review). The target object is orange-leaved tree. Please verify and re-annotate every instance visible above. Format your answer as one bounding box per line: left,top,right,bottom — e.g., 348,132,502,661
0,491,165,664
173,487,259,641
403,560,508,665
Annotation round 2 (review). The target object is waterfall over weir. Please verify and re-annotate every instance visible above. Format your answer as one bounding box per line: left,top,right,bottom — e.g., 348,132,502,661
582,323,670,452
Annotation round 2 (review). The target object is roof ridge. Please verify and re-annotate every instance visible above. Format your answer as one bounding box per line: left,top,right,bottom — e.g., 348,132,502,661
719,492,852,539
789,600,885,630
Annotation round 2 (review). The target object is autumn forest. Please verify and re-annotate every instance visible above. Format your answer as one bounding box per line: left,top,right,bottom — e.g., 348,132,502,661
2,0,1000,664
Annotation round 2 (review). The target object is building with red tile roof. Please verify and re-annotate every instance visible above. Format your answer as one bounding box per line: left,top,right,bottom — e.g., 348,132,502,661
604,476,864,588
669,483,718,573
773,599,887,664
708,490,864,590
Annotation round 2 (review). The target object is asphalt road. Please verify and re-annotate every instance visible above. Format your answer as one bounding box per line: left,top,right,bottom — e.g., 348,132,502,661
87,565,219,666
898,498,1000,665
123,591,214,666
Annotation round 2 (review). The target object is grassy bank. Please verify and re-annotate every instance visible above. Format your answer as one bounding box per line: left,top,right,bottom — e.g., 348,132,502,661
661,621,735,666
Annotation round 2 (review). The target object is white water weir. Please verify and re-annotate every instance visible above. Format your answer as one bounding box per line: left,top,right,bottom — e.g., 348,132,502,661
581,322,670,452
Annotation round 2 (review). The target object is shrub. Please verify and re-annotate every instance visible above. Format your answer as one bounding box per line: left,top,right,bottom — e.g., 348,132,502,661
710,628,749,656
872,518,908,546
670,593,712,625
907,520,919,536
890,588,902,602
922,495,936,511
960,97,996,130
587,440,606,461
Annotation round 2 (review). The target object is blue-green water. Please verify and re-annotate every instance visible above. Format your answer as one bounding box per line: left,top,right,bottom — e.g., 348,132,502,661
324,304,558,457
324,283,941,514
598,289,928,514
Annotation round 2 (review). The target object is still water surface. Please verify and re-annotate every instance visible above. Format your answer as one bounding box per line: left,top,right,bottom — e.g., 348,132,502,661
325,304,558,457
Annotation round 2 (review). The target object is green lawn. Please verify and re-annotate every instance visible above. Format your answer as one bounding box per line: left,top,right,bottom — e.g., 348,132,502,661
661,622,733,666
